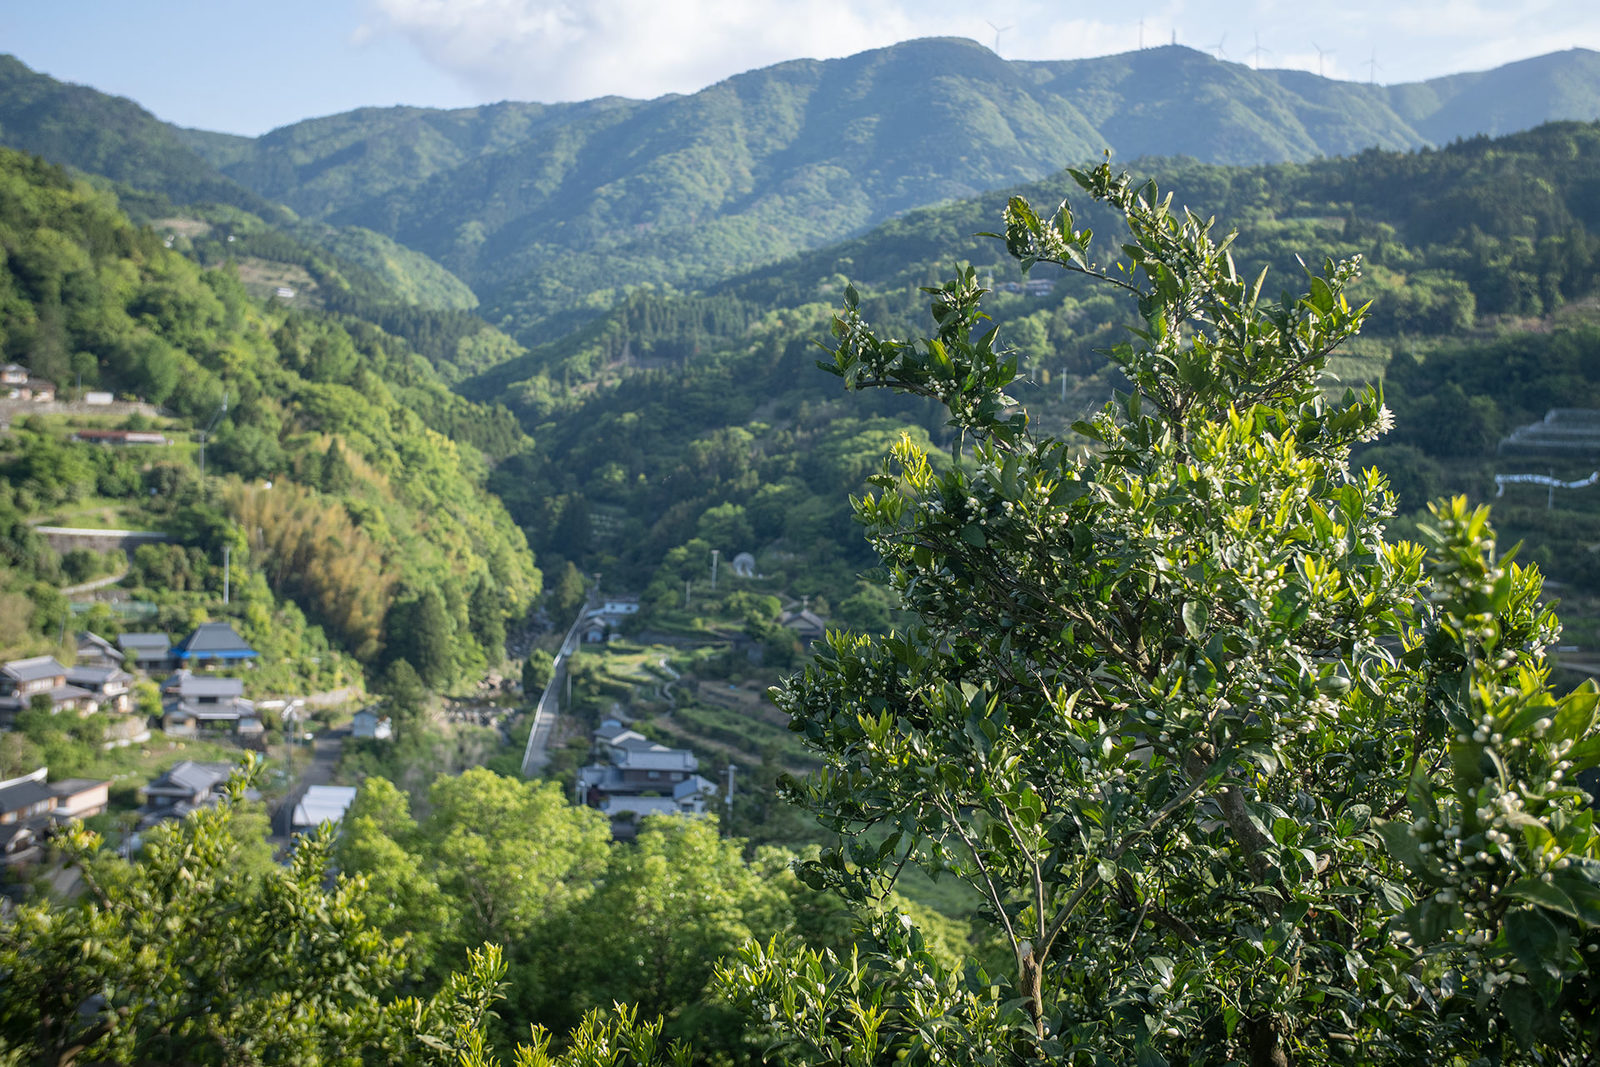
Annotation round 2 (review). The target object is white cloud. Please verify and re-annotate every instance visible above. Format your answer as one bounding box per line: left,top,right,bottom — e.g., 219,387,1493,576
359,0,1600,104
362,0,933,102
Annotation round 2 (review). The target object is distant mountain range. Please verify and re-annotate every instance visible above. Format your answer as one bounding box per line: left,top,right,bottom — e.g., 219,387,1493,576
4,41,1600,339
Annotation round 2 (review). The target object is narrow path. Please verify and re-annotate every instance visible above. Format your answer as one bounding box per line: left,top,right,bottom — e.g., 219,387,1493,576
61,567,129,597
655,656,680,707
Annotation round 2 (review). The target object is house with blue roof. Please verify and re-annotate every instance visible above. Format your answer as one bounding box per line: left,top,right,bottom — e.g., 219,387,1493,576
170,622,258,669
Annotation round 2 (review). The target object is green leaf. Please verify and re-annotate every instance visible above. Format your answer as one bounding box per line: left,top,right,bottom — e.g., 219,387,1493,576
1550,684,1599,743
1503,907,1561,978
1135,1044,1169,1067
1376,822,1432,880
1505,877,1581,920
1181,600,1208,639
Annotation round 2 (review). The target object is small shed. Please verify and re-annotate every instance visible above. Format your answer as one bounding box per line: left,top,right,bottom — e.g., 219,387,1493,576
351,708,392,740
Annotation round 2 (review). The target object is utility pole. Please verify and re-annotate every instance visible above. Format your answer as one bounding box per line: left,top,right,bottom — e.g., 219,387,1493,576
222,544,231,605
710,549,720,591
197,389,228,479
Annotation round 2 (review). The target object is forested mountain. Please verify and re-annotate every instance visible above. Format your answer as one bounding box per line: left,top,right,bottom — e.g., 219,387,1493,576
194,41,1600,337
0,56,279,220
473,121,1600,609
0,56,484,318
8,44,1600,630
5,43,1599,343
0,149,538,683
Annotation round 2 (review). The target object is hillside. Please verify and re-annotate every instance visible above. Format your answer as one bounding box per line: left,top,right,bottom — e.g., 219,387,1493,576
0,55,279,219
200,41,1600,337
6,43,1600,344
0,149,539,686
468,122,1600,611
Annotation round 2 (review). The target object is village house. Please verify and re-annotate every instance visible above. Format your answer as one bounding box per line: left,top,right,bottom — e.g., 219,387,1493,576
291,785,358,834
160,670,262,739
576,719,715,837
75,631,125,670
140,760,238,824
350,707,392,740
0,656,94,720
0,364,53,401
171,621,258,669
65,664,134,715
70,428,171,446
580,594,640,643
118,632,172,674
0,768,110,868
777,608,828,644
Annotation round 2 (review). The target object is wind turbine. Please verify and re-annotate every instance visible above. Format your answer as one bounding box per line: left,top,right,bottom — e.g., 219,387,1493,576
1248,31,1271,71
1367,46,1383,84
986,20,1013,56
1313,42,1334,78
1208,32,1227,60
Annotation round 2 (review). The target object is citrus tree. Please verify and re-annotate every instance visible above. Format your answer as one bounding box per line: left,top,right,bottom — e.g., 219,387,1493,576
0,756,506,1066
722,163,1600,1065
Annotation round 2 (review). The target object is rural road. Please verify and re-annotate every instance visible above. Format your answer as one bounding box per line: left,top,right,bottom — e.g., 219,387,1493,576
272,728,345,842
519,602,589,776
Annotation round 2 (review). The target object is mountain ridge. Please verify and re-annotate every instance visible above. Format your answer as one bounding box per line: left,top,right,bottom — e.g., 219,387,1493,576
5,41,1600,342
186,39,1600,336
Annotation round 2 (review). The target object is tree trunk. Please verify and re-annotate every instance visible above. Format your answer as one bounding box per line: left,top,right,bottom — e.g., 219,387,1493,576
1246,1015,1288,1067
1018,944,1044,1038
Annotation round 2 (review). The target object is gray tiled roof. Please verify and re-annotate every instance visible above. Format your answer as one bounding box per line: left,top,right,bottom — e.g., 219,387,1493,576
2,656,66,684
174,622,256,656
119,632,170,649
119,633,170,653
76,631,124,662
163,671,243,699
673,774,716,800
613,746,697,772
66,665,132,688
0,779,53,814
145,760,233,798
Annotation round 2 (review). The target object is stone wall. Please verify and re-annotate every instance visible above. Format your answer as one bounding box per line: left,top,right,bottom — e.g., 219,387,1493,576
36,527,171,555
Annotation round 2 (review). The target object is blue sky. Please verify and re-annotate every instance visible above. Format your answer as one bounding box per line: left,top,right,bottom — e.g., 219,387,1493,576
5,0,1599,136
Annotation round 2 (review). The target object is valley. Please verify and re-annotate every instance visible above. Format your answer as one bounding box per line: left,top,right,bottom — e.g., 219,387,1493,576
4,33,1600,1065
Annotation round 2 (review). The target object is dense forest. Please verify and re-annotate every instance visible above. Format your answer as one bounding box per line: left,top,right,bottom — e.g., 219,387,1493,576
4,152,1600,1065
8,46,1600,340
448,122,1600,624
0,149,539,689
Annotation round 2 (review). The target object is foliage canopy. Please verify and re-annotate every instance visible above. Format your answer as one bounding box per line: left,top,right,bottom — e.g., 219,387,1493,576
740,163,1600,1065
